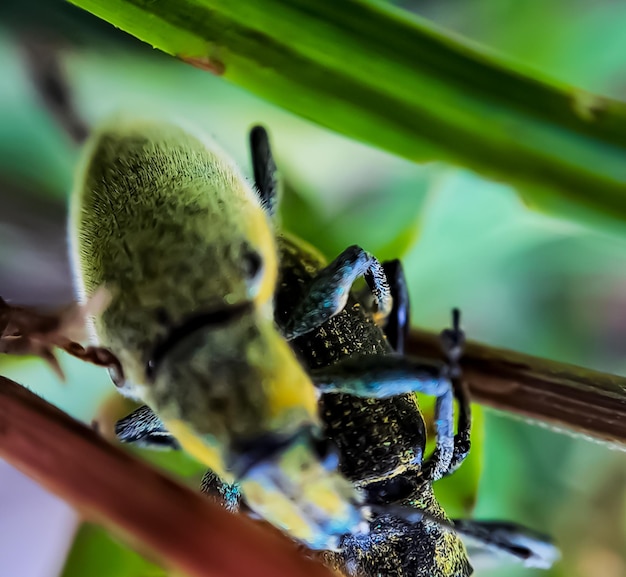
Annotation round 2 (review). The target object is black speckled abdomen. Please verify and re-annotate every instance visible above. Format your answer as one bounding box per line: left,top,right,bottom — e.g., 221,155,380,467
275,235,426,484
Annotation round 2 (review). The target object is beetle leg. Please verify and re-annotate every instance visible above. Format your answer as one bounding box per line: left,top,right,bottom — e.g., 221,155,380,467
115,405,180,450
438,309,471,478
310,354,451,399
445,377,472,477
380,259,410,354
312,353,455,479
451,519,560,569
420,308,470,481
20,36,89,145
116,407,244,512
418,377,466,482
440,308,465,368
311,310,468,482
283,245,393,340
365,263,469,478
200,470,242,513
249,125,279,217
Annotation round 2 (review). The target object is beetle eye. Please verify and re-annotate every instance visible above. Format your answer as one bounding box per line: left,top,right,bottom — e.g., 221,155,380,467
108,365,125,388
242,249,263,281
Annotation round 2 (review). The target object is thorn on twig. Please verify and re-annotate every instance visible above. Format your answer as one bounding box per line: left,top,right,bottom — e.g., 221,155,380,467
0,289,123,382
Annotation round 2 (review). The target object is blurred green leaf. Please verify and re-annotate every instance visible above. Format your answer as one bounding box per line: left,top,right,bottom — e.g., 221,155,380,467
279,180,328,252
401,169,586,338
280,167,431,261
443,0,626,95
0,35,77,196
70,0,626,233
62,524,165,577
132,446,207,480
0,353,111,421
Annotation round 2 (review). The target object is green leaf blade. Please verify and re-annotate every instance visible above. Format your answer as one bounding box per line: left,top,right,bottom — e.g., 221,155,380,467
70,0,626,229
62,524,166,577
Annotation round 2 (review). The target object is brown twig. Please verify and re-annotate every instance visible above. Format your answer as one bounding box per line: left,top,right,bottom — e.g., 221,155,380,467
0,376,334,577
408,329,626,447
0,294,123,382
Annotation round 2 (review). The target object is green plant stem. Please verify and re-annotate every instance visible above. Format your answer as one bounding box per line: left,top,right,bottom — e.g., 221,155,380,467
69,0,626,229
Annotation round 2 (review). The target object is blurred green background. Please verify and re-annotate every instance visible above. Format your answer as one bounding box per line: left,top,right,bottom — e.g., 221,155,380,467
2,1,626,576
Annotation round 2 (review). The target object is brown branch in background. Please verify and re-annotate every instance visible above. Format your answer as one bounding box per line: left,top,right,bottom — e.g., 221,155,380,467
408,329,626,447
0,376,334,577
4,295,626,447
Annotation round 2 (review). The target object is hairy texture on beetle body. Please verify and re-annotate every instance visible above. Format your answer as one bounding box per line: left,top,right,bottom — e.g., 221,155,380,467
70,118,278,386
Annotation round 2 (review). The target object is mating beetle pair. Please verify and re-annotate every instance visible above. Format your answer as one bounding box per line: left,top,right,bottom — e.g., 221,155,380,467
24,42,559,576
113,128,558,575
71,116,467,552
